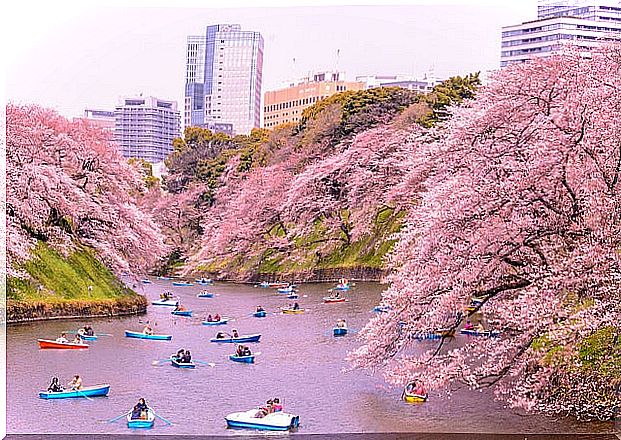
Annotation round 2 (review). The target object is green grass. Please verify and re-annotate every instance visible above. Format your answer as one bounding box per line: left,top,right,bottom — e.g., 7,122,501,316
8,242,135,303
578,326,621,380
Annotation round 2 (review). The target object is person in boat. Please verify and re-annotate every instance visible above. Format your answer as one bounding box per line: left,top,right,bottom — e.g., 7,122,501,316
272,398,283,412
336,319,347,328
143,324,154,335
67,375,82,390
131,398,148,420
236,344,245,357
72,334,83,344
176,348,185,360
182,350,192,363
475,322,485,332
243,346,252,356
174,304,187,312
232,329,239,338
464,320,474,330
216,331,228,339
414,382,427,396
293,302,300,310
206,314,213,322
56,333,69,343
256,305,265,312
47,377,64,393
214,314,221,322
85,325,94,336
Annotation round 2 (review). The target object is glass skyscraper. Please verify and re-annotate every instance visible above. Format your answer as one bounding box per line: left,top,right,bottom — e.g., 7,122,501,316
185,24,264,135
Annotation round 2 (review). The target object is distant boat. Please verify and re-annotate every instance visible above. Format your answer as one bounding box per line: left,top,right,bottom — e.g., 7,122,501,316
124,330,172,341
287,293,299,299
141,279,152,284
269,282,290,289
323,297,346,303
157,276,173,280
151,299,178,307
127,408,155,429
37,339,88,350
229,354,255,363
210,334,261,343
172,281,193,287
277,286,294,294
197,291,214,298
258,281,270,288
333,327,348,336
460,329,500,338
281,308,304,315
403,392,428,403
225,409,300,431
78,333,98,341
253,310,267,318
373,305,390,313
195,278,214,285
333,283,350,291
39,384,110,399
170,355,195,369
171,309,192,317
201,318,229,326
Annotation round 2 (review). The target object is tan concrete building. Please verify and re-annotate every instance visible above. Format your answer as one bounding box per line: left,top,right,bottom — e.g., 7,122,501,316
263,72,365,128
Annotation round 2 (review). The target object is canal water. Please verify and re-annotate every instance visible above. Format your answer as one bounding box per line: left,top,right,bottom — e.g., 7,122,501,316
7,281,614,435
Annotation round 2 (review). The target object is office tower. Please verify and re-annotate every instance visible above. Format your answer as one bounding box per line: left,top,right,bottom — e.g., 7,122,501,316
264,71,364,128
185,24,264,135
76,109,116,130
501,0,621,67
114,96,181,163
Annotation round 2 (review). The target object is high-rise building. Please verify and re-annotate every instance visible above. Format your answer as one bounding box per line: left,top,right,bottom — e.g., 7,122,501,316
501,0,621,67
78,109,116,130
185,24,264,135
264,71,364,128
114,96,181,163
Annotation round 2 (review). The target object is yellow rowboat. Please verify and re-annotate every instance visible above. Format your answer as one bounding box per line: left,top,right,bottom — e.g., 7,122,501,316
281,308,304,314
403,393,428,403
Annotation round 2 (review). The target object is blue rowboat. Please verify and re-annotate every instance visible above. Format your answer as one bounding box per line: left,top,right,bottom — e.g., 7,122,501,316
39,384,110,399
225,409,300,431
171,310,193,317
210,334,261,343
253,311,266,318
333,284,350,291
197,292,214,298
141,279,152,284
277,286,294,294
78,334,98,341
258,282,270,288
201,318,229,326
157,276,173,280
460,329,500,337
195,278,213,285
172,281,193,287
333,327,348,336
287,293,299,299
124,330,172,341
373,305,390,313
170,355,196,369
151,299,178,307
127,409,155,428
229,354,255,363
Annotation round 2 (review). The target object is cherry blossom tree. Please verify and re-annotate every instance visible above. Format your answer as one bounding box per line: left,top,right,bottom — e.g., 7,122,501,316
7,104,167,278
349,45,621,420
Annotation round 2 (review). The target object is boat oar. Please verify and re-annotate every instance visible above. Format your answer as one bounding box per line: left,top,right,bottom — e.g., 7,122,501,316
194,360,216,367
152,410,173,425
106,410,131,423
76,389,94,401
152,358,172,366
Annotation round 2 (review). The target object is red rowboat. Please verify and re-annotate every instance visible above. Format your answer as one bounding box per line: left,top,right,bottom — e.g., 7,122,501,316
37,339,89,349
323,297,346,303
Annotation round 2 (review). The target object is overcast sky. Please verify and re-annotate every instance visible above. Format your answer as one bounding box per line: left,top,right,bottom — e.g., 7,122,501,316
4,0,537,118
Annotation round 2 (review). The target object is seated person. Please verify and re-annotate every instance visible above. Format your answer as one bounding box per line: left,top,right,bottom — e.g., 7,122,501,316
214,314,221,322
67,375,82,390
216,332,227,339
72,335,82,344
175,348,185,359
85,325,94,336
206,314,213,322
56,333,69,343
464,320,474,330
293,302,300,310
47,377,64,392
243,346,252,356
143,324,154,335
272,398,283,412
256,306,264,312
414,383,427,396
236,345,245,357
476,322,485,332
131,398,148,420
232,329,240,338
405,381,416,394
336,319,347,328
182,350,192,363
174,304,186,312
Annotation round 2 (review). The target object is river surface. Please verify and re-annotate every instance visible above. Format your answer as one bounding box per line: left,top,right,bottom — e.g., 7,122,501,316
7,280,614,435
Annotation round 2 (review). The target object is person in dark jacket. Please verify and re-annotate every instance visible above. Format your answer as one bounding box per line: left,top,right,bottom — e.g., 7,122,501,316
47,377,64,392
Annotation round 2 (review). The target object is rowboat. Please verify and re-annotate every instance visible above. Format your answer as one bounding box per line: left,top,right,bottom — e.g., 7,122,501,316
229,354,255,363
435,328,456,337
195,278,213,285
37,339,89,349
127,409,155,428
373,305,390,313
269,282,290,288
258,281,270,288
201,318,229,326
333,283,350,291
124,330,172,341
253,311,267,318
333,327,348,336
323,297,346,303
151,299,178,307
171,309,193,317
172,281,193,287
460,329,500,337
210,334,261,343
403,392,428,403
277,286,294,294
78,334,98,341
170,355,196,369
39,384,110,399
225,409,300,431
287,293,299,299
197,292,214,298
157,276,173,280
281,308,304,314
141,279,152,284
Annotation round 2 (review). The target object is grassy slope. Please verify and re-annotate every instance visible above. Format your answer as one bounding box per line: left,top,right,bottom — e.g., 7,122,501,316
8,242,138,303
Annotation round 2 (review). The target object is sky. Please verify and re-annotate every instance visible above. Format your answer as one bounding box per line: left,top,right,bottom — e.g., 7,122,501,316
4,0,537,119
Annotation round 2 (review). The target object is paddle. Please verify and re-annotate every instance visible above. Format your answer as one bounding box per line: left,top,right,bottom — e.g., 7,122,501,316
151,410,173,425
193,360,216,367
72,389,93,401
152,358,172,366
106,410,131,423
